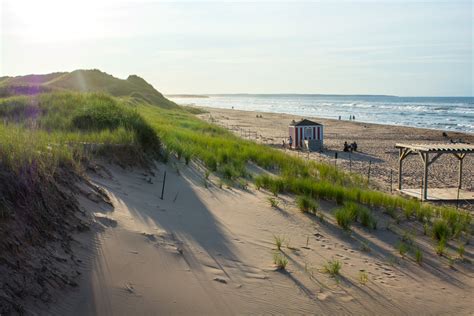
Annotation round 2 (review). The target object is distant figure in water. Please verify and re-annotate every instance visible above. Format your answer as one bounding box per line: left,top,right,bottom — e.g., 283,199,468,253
338,116,341,120
232,106,234,109
353,115,356,120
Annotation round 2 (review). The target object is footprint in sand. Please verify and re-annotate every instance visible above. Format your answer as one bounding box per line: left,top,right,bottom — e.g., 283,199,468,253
317,292,331,301
340,296,354,303
213,277,228,284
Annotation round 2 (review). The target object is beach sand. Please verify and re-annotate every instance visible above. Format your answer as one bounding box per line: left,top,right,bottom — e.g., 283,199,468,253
44,158,473,315
199,107,474,198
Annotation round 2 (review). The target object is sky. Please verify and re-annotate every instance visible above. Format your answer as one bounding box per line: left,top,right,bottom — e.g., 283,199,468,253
1,0,472,96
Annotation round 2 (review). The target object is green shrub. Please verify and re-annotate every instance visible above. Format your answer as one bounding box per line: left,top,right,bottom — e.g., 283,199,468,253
435,239,446,256
397,242,408,257
432,219,450,241
296,195,318,214
335,207,353,231
358,207,377,230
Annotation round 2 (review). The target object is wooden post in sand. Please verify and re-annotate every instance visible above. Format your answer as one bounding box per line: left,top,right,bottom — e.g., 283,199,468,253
420,178,424,202
349,152,352,172
160,171,167,200
456,187,460,210
367,160,372,185
390,169,393,193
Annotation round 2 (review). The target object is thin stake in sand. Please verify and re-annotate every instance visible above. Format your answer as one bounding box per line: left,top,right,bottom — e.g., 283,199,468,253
160,171,167,200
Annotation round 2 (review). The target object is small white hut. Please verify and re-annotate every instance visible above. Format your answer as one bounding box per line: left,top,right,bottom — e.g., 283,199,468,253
288,119,324,151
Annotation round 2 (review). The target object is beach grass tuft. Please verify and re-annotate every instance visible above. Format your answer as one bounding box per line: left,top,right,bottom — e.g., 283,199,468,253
358,271,369,285
323,259,342,277
273,252,288,270
268,197,279,208
415,248,423,265
273,235,285,251
296,195,318,214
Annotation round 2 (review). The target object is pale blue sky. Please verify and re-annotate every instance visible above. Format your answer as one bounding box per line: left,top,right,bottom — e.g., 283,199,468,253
1,0,472,96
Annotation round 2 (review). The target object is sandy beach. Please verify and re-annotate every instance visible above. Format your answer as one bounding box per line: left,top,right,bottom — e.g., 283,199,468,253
198,107,474,200
28,153,470,315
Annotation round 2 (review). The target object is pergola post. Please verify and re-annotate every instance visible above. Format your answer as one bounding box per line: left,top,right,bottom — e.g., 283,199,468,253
422,152,429,201
398,148,403,190
398,148,411,190
454,153,466,189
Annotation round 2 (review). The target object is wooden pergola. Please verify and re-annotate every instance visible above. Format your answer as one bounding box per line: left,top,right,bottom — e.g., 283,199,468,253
395,143,474,200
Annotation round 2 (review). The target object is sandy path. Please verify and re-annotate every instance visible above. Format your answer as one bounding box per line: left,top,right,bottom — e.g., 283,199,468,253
51,161,473,315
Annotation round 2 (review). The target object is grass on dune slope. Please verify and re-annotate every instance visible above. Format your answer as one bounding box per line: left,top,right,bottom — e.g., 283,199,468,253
0,92,160,173
139,104,471,238
0,69,179,109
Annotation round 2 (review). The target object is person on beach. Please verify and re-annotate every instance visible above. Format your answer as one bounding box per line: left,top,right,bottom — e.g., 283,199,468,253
343,141,349,152
289,136,293,149
351,141,358,151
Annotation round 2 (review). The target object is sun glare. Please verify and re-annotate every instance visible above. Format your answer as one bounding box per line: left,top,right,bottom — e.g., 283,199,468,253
6,0,111,42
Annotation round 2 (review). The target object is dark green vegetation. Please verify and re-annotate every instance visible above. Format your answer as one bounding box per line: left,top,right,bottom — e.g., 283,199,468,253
296,195,319,214
334,202,377,231
0,92,161,172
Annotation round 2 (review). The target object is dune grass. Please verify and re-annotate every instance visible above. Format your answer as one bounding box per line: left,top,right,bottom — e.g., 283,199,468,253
273,235,285,250
415,248,423,265
296,195,318,214
358,271,369,285
0,92,161,177
136,104,471,243
268,197,279,208
273,252,288,270
334,202,377,231
323,259,342,277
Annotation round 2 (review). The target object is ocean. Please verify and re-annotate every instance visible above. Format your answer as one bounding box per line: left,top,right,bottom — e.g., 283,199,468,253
168,95,474,134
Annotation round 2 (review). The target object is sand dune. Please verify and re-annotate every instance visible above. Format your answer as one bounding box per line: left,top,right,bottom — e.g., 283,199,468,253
46,159,474,315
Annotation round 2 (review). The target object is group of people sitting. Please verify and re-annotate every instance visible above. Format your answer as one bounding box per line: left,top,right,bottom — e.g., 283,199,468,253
343,141,358,152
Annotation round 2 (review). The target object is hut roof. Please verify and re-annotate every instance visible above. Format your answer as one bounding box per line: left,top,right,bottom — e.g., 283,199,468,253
290,119,322,127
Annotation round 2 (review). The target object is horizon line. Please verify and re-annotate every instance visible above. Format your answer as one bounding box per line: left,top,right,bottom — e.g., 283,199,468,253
166,93,474,98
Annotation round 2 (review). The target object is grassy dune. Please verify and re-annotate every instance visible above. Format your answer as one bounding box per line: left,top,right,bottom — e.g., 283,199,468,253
0,69,178,108
0,92,160,174
139,104,471,238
